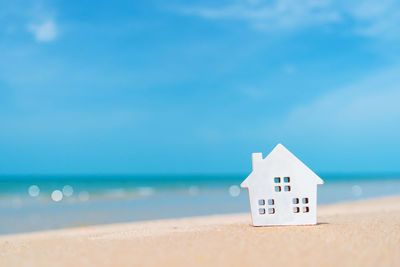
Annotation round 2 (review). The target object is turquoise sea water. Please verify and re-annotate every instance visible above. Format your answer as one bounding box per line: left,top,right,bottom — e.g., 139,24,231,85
0,174,400,235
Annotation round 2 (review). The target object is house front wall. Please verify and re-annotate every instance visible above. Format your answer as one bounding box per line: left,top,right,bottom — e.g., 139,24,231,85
247,171,318,226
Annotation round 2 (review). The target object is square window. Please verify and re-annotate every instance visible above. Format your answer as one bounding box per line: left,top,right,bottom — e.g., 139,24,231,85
268,208,275,214
268,199,274,205
284,186,291,192
303,206,309,213
302,198,309,204
292,198,299,204
284,177,290,183
258,199,265,205
274,177,280,183
259,208,265,214
293,207,300,213
275,186,281,192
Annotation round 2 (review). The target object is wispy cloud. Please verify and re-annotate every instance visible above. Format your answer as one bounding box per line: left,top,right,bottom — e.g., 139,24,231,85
27,19,57,42
0,0,59,42
176,0,400,38
268,66,400,143
178,0,339,31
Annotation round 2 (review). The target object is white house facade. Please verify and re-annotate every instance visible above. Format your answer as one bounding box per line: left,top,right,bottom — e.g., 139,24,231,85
241,144,324,226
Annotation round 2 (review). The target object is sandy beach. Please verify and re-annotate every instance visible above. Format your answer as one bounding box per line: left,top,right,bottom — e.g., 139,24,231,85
1,196,399,267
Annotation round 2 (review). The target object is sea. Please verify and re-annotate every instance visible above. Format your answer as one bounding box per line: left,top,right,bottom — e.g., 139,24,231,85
1,174,400,235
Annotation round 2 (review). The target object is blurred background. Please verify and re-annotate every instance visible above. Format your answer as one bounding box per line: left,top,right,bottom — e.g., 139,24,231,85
1,0,400,234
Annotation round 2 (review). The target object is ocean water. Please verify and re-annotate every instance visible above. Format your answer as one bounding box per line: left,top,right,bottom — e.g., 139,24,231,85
0,174,400,235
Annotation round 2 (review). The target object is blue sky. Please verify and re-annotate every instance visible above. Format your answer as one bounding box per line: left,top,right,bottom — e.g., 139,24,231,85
1,0,400,175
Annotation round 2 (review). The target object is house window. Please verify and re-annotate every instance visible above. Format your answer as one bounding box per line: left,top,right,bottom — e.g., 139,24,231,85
293,197,310,213
267,199,275,215
268,208,275,214
259,198,275,215
274,176,291,192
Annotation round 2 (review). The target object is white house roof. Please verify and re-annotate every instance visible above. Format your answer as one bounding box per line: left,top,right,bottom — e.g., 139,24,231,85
241,143,324,188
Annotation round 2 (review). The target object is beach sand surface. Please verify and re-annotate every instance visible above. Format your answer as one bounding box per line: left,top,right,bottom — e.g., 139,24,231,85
1,196,400,267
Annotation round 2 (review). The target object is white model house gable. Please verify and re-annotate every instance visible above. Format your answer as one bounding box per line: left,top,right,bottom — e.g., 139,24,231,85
241,144,323,189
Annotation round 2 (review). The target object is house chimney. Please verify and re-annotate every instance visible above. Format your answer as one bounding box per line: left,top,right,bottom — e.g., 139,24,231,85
252,153,263,169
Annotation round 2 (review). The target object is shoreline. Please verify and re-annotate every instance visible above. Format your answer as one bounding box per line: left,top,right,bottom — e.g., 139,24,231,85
1,196,400,266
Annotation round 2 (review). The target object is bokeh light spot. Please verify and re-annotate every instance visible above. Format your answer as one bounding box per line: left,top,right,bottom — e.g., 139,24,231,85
352,185,362,197
28,185,40,197
62,185,74,197
51,190,63,202
229,185,240,197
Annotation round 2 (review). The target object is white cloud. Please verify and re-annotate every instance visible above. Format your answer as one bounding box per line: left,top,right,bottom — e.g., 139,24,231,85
176,0,400,37
27,19,58,42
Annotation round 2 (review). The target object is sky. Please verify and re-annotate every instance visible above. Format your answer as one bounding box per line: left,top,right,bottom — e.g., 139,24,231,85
0,0,400,175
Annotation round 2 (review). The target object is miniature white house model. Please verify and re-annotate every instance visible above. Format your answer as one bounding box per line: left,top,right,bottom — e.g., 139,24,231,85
241,144,324,226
